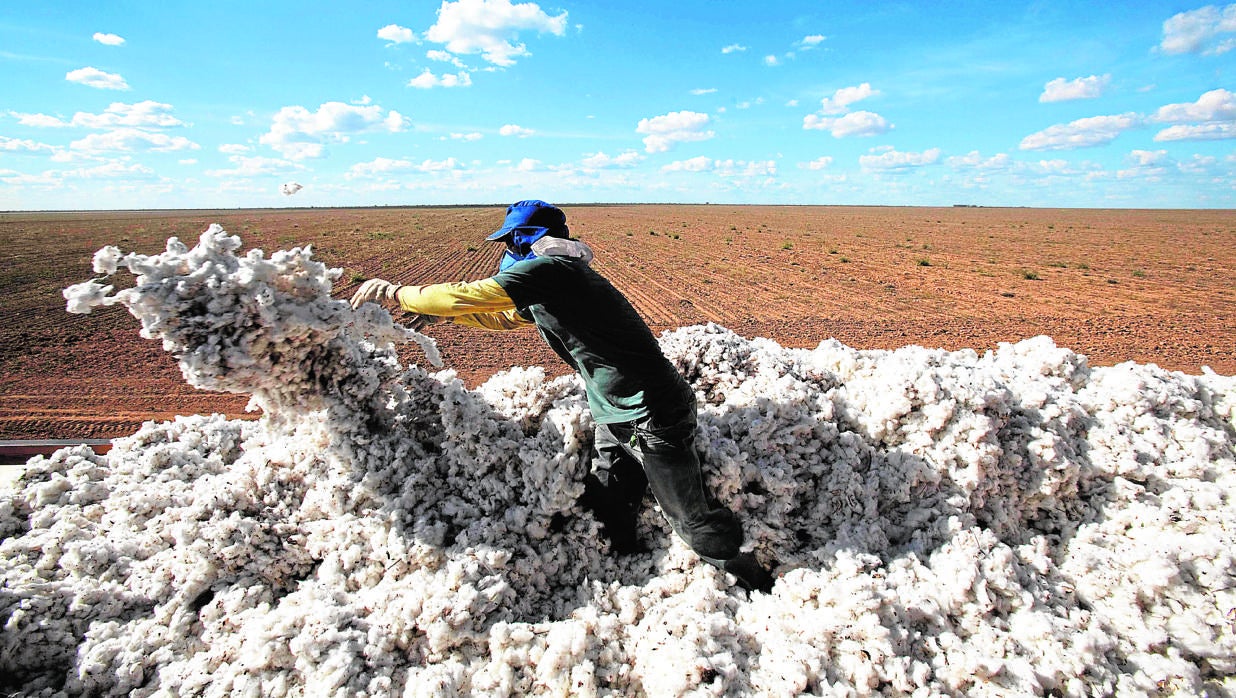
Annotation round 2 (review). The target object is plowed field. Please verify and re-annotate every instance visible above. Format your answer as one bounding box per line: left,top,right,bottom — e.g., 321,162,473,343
3,205,1233,440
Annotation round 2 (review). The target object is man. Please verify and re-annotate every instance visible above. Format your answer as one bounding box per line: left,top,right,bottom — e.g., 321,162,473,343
350,200,773,592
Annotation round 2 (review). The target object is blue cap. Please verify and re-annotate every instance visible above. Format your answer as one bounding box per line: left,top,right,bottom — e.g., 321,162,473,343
486,200,569,241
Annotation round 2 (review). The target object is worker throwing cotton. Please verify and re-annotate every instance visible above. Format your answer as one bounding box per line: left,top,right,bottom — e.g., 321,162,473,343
350,200,773,592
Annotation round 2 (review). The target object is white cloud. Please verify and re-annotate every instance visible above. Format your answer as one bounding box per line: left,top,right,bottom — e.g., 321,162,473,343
1128,149,1170,166
715,159,777,177
1154,122,1236,141
70,101,185,129
348,157,462,178
9,111,71,128
499,124,534,137
205,155,303,178
1160,3,1236,55
92,32,125,46
69,128,199,154
763,54,780,66
407,68,473,88
801,156,833,170
424,0,568,67
817,83,878,115
448,132,483,141
660,157,776,177
427,49,468,67
804,110,891,138
798,35,826,47
66,66,129,90
260,102,408,160
663,156,712,172
1040,75,1110,103
281,182,303,196
0,136,55,153
859,147,942,172
581,151,644,168
178,158,198,165
377,24,417,44
721,44,747,54
690,88,717,96
516,158,542,171
219,143,250,154
1152,88,1236,122
1019,113,1141,150
636,110,715,153
1149,89,1236,141
947,151,1014,171
63,160,156,179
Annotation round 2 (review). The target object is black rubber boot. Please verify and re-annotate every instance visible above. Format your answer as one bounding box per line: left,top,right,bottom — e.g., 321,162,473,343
701,551,776,593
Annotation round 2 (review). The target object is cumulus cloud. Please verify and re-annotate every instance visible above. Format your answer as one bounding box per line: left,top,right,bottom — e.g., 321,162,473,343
581,151,644,168
798,34,826,47
219,144,250,154
859,147,942,172
205,155,303,178
1154,122,1236,141
347,157,462,178
70,128,199,154
804,110,891,138
0,136,55,153
947,151,1014,171
75,101,185,129
424,0,568,67
801,156,833,170
1159,3,1236,55
714,159,777,177
1040,75,1111,102
690,88,717,96
803,84,890,138
818,83,878,115
92,32,125,46
377,24,417,44
763,54,780,66
1153,88,1236,122
260,102,408,160
661,157,776,176
9,111,72,128
721,44,747,54
66,66,129,90
11,102,184,130
448,132,483,141
1019,113,1141,150
662,156,712,172
499,124,534,137
407,69,472,88
636,110,715,153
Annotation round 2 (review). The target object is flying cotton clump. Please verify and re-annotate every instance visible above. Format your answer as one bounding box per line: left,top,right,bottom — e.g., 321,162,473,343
2,228,1234,696
281,182,303,196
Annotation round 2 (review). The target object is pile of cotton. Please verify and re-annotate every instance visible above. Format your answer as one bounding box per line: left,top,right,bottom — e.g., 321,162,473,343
2,227,1233,697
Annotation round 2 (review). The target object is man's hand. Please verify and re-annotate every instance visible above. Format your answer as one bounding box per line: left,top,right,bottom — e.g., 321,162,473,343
350,278,401,309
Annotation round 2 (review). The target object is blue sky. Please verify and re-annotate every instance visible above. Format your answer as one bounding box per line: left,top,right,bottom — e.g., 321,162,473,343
2,1,1234,210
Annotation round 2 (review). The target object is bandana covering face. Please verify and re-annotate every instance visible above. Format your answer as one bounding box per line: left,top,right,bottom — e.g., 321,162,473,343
499,226,557,271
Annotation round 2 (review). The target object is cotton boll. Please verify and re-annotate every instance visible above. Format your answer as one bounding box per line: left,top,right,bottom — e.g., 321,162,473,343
5,229,1235,695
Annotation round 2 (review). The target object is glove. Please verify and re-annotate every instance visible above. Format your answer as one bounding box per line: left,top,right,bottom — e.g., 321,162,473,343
350,278,401,309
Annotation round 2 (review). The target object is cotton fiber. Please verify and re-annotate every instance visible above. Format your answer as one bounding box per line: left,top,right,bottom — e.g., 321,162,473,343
2,226,1232,697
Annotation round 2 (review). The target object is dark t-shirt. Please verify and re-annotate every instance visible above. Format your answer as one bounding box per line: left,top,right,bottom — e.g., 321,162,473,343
493,255,685,424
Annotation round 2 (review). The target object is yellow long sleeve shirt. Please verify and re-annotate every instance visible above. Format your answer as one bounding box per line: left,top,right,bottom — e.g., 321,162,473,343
394,279,533,331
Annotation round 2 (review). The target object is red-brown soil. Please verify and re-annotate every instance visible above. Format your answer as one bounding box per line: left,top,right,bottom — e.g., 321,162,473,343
2,205,1233,440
